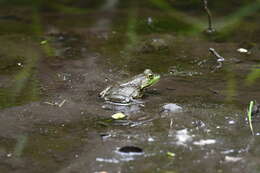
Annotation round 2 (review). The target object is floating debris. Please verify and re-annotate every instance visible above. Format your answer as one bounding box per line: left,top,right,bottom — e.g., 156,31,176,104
43,102,56,106
111,112,126,119
43,99,67,107
40,40,48,45
161,103,182,113
6,153,12,158
17,62,23,67
228,120,235,125
147,136,155,142
175,129,192,145
96,157,119,163
221,149,235,154
100,133,111,140
225,156,242,162
237,48,249,54
167,152,176,157
147,17,153,25
170,118,173,128
58,100,66,107
193,139,216,146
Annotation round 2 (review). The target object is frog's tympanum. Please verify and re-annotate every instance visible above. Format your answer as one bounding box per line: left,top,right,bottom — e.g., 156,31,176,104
100,69,160,104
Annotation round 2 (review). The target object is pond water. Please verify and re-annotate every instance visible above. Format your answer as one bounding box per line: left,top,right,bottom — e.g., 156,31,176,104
0,0,260,172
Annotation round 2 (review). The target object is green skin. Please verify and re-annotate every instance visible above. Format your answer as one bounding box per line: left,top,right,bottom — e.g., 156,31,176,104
100,69,160,104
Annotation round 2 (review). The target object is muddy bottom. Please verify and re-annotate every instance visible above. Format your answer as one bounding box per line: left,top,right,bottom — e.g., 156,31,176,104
1,0,260,173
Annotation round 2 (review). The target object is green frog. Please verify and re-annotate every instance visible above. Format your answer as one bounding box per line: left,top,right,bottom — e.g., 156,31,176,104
100,69,160,104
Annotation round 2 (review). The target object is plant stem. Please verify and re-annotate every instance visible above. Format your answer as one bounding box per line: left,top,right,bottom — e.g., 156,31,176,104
202,0,215,33
248,101,255,135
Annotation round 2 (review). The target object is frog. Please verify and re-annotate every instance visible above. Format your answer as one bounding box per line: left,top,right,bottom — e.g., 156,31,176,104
99,69,160,105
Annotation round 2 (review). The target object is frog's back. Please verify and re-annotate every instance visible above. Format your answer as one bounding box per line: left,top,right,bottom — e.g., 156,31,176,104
105,85,139,103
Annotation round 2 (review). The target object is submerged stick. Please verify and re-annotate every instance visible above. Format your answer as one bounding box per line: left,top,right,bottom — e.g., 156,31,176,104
202,0,216,33
248,101,254,135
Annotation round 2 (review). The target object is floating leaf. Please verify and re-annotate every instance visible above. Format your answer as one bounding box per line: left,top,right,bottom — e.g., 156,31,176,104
111,112,126,120
167,151,175,157
40,40,48,45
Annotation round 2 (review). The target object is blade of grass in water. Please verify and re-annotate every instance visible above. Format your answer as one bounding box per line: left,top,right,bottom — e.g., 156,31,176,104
248,101,254,135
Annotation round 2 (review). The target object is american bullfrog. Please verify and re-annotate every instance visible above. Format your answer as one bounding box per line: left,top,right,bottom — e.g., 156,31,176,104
99,69,160,104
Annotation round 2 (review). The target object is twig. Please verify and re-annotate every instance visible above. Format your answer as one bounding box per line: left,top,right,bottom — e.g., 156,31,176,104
58,99,66,107
170,118,173,128
44,99,67,107
209,48,225,71
44,101,56,106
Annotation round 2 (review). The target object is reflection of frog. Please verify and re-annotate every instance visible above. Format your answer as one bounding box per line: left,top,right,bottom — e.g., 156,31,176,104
138,38,169,53
99,69,160,104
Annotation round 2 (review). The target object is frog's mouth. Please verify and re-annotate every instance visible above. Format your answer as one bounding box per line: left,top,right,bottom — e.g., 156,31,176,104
141,74,160,89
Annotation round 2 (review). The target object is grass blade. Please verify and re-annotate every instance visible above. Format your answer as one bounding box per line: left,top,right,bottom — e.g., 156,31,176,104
247,101,254,135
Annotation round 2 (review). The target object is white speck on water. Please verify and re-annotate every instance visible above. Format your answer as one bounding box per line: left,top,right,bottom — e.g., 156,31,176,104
6,153,12,157
175,129,192,145
205,129,211,133
237,48,248,53
256,133,260,136
148,137,155,142
228,120,235,125
96,157,119,163
221,149,235,154
17,62,23,67
193,139,216,146
225,156,242,162
216,126,220,129
147,17,153,25
162,103,182,113
217,57,225,62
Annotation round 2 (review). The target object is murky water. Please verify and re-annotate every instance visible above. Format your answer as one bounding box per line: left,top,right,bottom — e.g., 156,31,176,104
0,0,260,172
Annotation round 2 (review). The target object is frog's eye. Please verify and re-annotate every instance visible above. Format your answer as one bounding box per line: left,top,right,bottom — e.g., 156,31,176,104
148,74,153,79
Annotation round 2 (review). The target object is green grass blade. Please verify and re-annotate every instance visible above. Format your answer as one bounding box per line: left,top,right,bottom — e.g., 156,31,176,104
247,101,254,135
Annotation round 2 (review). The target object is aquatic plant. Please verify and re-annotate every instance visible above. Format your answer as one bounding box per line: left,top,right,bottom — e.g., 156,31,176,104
247,100,254,135
202,0,216,33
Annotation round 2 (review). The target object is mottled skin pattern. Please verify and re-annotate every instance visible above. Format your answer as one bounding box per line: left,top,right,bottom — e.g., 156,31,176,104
100,69,160,104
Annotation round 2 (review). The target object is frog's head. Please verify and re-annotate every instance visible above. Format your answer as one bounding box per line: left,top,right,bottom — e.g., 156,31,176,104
141,69,160,89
